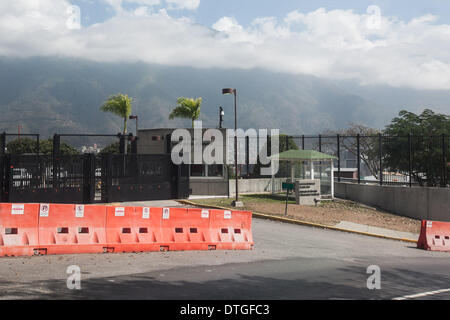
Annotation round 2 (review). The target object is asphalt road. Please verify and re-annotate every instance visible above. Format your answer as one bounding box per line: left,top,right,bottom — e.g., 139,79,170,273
0,218,449,300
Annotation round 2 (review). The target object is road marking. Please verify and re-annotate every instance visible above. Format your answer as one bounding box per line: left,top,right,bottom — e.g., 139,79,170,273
393,288,450,300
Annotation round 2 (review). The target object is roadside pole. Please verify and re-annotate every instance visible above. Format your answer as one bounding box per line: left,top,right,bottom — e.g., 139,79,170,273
285,187,289,216
282,181,294,216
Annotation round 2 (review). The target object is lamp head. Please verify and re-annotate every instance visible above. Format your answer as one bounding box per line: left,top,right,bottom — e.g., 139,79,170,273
222,88,235,95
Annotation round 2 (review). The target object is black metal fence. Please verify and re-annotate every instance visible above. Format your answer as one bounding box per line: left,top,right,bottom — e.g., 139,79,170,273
237,134,449,188
0,153,189,204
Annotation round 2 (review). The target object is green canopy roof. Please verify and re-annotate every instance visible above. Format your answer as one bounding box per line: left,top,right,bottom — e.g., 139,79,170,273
272,149,337,161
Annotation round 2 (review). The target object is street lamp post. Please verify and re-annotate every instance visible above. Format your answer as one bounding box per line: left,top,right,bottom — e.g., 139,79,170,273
222,88,243,207
219,106,224,129
129,115,138,137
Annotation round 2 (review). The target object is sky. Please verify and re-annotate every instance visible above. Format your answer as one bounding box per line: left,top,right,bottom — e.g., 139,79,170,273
1,0,450,91
71,0,450,28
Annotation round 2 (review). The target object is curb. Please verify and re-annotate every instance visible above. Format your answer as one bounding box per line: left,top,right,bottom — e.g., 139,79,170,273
177,199,418,244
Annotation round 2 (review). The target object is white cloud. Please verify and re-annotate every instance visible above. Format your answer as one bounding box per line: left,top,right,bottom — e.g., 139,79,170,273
103,0,160,14
0,1,450,90
165,0,200,10
127,0,160,4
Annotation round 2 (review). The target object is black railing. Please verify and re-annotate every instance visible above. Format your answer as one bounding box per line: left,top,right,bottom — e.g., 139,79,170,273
234,134,449,188
0,153,189,204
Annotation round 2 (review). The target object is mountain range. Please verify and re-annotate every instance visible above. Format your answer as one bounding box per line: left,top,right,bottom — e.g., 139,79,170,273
0,57,449,147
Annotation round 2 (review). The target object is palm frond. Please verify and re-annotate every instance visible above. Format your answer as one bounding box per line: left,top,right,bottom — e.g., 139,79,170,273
169,97,202,126
100,93,133,133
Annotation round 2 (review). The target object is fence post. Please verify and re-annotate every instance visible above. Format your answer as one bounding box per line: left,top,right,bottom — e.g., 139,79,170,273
52,134,60,155
409,133,412,188
302,135,305,150
379,133,383,186
119,134,126,154
4,154,10,202
0,152,3,202
0,132,5,156
443,133,447,187
319,134,322,152
52,134,60,189
337,134,340,182
36,134,40,155
166,134,172,154
131,136,138,154
357,134,360,184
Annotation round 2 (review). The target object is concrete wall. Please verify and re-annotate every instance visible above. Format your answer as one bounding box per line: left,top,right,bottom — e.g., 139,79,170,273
138,129,171,154
190,179,228,196
335,182,450,222
190,177,286,197
229,178,286,195
138,128,228,157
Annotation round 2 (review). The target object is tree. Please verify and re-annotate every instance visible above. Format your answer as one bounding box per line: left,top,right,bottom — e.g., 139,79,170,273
100,94,133,134
6,138,79,155
278,134,299,152
383,109,450,186
100,141,131,154
169,97,202,128
385,109,449,136
6,137,38,154
323,123,382,179
39,139,80,155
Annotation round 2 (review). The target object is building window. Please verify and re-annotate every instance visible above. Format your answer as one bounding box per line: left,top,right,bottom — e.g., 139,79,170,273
190,164,224,178
190,164,206,177
208,164,223,177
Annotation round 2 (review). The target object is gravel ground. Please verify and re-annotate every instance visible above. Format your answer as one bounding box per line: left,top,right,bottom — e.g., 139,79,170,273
190,196,421,234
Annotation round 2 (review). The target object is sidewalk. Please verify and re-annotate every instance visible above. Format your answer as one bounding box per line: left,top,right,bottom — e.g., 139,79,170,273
109,200,184,208
189,195,228,200
335,221,419,242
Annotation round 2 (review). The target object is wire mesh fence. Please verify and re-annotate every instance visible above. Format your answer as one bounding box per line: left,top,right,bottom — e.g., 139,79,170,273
235,134,449,188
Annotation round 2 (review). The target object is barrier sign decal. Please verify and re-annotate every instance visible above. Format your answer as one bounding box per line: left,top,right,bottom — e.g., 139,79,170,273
40,203,50,217
115,207,125,217
163,208,170,219
201,210,209,218
75,205,85,218
11,204,24,215
143,207,150,219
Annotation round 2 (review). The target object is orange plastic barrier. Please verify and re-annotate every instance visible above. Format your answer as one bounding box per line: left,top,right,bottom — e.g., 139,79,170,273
0,203,254,257
105,206,162,253
37,204,107,255
417,220,450,252
209,209,254,250
0,203,40,257
159,207,212,251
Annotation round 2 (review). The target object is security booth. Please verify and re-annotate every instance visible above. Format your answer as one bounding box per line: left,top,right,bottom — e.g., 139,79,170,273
271,150,337,204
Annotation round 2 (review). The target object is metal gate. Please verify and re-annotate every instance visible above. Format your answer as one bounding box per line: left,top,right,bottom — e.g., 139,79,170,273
6,154,84,204
0,154,189,204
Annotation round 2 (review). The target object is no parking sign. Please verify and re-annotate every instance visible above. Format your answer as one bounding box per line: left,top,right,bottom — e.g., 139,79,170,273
40,203,50,217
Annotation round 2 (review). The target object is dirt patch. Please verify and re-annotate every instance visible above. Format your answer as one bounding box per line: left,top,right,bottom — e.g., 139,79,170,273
191,196,421,234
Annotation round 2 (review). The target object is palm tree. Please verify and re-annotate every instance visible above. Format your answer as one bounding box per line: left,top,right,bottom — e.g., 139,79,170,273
100,94,133,134
169,97,202,128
